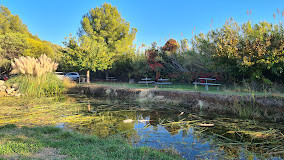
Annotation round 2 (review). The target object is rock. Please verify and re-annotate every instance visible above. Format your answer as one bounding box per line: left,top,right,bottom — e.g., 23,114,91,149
14,93,21,97
0,85,7,92
0,91,8,97
10,91,18,96
0,80,4,86
6,88,15,95
11,84,19,90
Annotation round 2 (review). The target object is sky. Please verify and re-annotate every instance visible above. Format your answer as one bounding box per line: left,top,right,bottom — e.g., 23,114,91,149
1,0,284,48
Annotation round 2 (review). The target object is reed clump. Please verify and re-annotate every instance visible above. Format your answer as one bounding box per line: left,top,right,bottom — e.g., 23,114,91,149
11,54,58,76
8,54,68,97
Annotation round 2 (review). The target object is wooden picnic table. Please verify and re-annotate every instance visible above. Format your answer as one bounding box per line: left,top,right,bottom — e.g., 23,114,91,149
138,78,155,86
193,78,221,91
106,77,117,82
156,78,172,87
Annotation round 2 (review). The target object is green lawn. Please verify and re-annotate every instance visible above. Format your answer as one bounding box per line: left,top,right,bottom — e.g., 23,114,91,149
0,124,181,160
81,82,284,98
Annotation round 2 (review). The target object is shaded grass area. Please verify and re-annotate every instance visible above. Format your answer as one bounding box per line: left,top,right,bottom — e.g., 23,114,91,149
88,82,284,98
0,124,181,160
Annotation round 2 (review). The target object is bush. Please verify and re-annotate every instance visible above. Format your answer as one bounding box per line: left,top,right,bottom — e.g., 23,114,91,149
8,54,71,97
11,54,58,76
8,73,65,97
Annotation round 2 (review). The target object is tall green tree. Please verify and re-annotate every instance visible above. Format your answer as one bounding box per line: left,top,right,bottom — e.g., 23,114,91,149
192,19,284,83
64,3,137,83
0,5,30,35
0,5,59,74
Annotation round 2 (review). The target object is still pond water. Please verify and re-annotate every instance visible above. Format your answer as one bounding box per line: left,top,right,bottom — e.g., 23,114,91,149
1,94,283,159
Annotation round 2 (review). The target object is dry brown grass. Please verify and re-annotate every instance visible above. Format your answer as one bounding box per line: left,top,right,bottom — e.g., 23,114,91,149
11,54,58,77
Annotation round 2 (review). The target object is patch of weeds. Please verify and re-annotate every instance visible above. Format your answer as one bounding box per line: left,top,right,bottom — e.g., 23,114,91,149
31,126,61,134
0,124,17,130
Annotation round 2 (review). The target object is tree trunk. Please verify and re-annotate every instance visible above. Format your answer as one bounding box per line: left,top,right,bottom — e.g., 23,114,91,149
105,69,109,79
87,70,90,84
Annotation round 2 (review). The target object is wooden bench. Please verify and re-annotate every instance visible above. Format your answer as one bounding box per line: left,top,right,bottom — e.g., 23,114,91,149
193,78,221,91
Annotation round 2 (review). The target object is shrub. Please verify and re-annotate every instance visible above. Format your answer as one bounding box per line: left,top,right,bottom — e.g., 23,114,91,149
11,54,58,76
8,73,65,97
8,54,68,97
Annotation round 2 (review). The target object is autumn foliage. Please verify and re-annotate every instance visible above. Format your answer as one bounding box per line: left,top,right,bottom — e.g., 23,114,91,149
145,49,163,80
162,39,180,52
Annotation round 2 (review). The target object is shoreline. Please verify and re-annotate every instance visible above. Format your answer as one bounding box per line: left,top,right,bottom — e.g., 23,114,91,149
69,84,284,109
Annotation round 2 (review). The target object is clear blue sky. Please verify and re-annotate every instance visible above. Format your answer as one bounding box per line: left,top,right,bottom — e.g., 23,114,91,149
1,0,283,48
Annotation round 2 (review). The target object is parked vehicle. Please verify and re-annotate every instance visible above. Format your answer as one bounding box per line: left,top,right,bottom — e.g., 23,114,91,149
65,72,80,81
54,72,65,80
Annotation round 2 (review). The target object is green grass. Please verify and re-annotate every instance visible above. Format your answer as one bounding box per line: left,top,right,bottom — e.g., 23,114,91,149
7,73,66,97
82,82,284,98
0,124,181,160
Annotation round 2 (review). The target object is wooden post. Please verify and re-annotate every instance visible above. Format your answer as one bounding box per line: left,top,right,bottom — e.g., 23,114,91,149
87,100,91,112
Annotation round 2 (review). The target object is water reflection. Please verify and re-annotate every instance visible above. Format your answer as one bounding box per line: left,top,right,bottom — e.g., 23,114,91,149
0,95,283,159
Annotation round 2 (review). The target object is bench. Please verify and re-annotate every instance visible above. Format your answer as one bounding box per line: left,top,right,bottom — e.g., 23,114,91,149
156,79,172,88
138,81,155,85
193,78,221,91
106,77,117,82
138,78,154,86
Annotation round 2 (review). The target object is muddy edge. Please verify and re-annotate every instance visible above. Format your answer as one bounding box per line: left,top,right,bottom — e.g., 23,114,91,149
68,85,284,109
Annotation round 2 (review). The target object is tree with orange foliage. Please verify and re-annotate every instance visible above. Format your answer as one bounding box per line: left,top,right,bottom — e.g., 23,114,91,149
162,39,180,52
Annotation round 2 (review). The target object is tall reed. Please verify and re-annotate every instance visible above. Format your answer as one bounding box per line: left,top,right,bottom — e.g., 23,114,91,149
8,54,68,97
11,54,58,76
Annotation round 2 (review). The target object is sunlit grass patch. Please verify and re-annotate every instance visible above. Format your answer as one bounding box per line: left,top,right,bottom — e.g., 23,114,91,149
0,125,43,159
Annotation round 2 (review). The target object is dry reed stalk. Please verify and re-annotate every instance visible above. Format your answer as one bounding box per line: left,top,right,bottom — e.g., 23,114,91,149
11,54,58,77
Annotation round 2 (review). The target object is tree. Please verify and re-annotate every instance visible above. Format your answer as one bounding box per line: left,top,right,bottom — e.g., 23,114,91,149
162,39,180,52
192,19,284,83
22,37,54,58
0,33,28,59
180,38,189,52
0,5,30,35
81,3,136,79
0,5,59,74
64,3,137,83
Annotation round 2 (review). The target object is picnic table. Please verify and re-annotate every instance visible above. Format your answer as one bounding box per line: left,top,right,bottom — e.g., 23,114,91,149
79,75,86,84
193,78,221,91
156,78,172,87
106,77,117,83
138,78,155,86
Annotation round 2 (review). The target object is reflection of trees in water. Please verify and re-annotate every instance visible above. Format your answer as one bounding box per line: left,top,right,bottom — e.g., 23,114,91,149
64,97,284,159
3,95,281,159
147,110,188,135
65,107,138,138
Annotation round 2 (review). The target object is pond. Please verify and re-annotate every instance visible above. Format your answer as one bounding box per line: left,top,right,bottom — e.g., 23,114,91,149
0,94,283,159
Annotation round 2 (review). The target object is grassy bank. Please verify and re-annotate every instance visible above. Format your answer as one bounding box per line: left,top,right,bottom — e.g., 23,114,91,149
87,82,284,98
0,124,181,160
